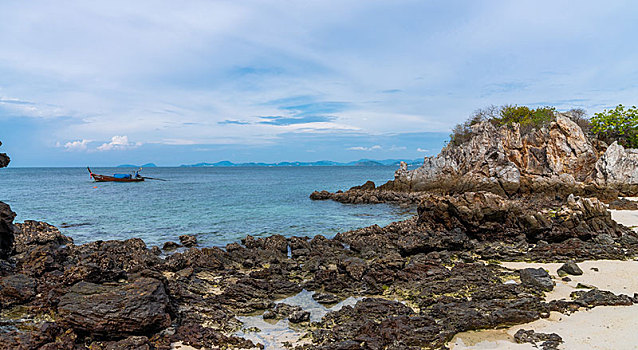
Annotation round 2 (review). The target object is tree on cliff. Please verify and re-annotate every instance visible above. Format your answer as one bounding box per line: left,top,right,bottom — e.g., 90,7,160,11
590,104,638,148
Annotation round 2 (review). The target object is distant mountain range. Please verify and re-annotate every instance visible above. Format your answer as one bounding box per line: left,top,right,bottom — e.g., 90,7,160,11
179,159,424,168
116,163,158,168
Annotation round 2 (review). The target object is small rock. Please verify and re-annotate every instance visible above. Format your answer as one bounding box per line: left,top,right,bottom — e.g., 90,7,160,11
179,235,197,247
162,241,181,251
262,310,276,320
150,246,161,256
519,267,554,292
514,329,563,350
561,277,571,282
312,293,340,304
557,260,583,276
576,283,596,289
288,310,310,323
591,267,599,272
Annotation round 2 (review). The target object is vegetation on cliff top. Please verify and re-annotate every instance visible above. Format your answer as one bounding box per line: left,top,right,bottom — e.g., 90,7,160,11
590,104,638,148
449,104,637,149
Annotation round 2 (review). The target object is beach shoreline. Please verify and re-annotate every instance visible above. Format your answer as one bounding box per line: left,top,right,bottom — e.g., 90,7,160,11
449,205,638,350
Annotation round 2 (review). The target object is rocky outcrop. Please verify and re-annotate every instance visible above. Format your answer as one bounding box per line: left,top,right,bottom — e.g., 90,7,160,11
592,141,638,193
0,142,14,259
0,141,9,168
387,115,604,196
58,277,171,336
0,202,16,259
312,114,638,202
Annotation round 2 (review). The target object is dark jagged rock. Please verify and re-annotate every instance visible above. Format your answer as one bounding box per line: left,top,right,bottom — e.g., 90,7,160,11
57,277,171,337
557,260,583,276
171,323,257,349
0,273,37,306
62,238,162,284
14,220,73,254
0,201,16,259
608,198,638,210
89,336,150,350
313,292,340,304
162,241,181,251
0,141,9,168
519,268,554,292
310,188,424,205
514,329,563,350
570,289,634,307
179,234,198,247
262,303,308,322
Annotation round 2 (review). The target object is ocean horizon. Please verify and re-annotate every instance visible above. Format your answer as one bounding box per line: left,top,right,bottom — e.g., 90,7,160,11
0,166,414,248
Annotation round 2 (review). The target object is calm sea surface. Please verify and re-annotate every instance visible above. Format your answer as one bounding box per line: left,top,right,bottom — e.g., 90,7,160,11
0,167,413,247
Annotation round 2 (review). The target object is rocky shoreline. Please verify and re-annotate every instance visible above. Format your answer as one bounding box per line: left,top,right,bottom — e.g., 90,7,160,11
3,112,638,350
2,191,638,349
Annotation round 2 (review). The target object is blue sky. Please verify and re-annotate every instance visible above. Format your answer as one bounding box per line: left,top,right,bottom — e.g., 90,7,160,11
1,1,638,166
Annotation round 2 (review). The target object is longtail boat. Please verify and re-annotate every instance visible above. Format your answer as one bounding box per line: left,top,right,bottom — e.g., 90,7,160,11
87,167,144,182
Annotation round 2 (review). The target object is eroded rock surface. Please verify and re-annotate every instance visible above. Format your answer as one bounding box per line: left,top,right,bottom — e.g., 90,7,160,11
311,114,638,203
58,277,171,336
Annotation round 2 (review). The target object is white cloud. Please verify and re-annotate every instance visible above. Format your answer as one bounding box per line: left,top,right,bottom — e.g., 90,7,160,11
417,148,430,153
97,135,141,151
64,139,89,151
348,145,382,151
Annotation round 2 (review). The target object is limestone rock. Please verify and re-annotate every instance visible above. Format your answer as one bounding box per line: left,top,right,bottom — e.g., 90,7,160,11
317,114,638,201
592,141,638,192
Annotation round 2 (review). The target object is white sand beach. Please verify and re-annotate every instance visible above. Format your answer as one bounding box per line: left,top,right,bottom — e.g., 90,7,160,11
449,205,638,350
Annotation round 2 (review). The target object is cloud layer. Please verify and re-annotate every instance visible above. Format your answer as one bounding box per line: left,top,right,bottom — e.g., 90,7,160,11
1,1,638,165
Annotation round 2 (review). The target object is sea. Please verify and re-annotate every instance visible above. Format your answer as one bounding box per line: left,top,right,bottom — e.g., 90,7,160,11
0,167,414,248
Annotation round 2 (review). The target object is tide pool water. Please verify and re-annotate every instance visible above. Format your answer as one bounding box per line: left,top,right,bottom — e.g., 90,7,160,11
0,167,414,247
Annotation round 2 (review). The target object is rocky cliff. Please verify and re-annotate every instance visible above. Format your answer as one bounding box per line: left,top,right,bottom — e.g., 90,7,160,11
313,113,638,203
389,113,638,196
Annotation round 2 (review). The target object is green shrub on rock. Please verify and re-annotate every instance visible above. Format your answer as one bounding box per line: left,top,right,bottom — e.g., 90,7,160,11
590,104,638,148
449,105,556,146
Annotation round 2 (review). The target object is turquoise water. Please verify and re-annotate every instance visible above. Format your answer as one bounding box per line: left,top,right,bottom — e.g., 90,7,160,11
0,167,413,247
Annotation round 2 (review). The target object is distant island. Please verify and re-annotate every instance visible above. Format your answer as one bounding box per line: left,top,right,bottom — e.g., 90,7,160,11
179,158,423,168
116,163,158,168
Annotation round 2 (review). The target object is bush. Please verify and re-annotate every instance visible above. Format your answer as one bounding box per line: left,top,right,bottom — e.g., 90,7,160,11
590,104,638,148
493,105,555,133
449,105,556,146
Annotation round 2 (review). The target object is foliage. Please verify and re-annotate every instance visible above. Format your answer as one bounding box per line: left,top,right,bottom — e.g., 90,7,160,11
449,105,556,146
590,104,638,148
493,105,556,131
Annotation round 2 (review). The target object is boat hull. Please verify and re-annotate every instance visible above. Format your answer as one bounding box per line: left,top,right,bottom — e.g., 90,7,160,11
91,174,144,182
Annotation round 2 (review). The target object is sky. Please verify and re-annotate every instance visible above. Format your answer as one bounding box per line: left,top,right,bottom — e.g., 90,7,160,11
1,1,638,166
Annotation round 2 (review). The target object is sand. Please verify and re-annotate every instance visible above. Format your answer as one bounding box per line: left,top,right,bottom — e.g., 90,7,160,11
449,203,638,350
